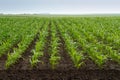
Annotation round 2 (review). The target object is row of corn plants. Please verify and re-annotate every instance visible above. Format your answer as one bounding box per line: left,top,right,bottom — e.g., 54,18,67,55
58,18,109,67
71,18,120,64
0,18,32,57
63,17,120,66
30,20,49,67
49,20,61,69
5,18,44,69
56,20,84,68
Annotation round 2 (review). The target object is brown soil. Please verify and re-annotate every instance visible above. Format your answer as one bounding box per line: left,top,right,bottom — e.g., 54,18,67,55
56,25,74,70
0,55,7,70
0,69,119,80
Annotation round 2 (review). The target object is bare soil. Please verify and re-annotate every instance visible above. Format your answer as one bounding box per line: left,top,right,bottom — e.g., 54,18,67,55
0,69,119,80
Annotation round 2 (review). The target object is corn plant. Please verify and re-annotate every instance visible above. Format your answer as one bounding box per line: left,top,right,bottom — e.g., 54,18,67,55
49,21,61,69
30,21,49,67
5,18,44,69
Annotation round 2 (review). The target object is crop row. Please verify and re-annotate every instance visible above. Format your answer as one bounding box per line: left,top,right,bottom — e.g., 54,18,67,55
0,16,120,69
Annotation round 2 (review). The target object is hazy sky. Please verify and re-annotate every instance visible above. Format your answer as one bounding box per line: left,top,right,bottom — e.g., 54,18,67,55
0,0,120,14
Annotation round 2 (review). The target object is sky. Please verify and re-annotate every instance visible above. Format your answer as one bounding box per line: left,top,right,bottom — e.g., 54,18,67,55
0,0,120,14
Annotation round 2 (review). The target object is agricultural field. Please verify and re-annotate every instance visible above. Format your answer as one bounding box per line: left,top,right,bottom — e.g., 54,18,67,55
0,16,120,80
